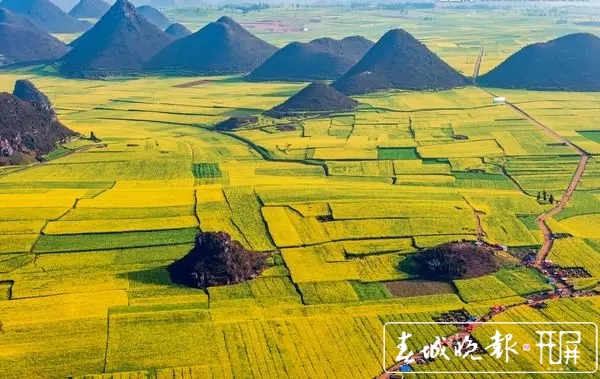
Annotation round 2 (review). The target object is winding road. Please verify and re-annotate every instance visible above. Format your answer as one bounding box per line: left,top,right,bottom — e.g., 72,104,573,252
483,95,590,267
377,46,593,378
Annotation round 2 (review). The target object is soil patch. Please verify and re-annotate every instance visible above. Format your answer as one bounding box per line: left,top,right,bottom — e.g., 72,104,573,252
385,279,455,298
173,80,215,88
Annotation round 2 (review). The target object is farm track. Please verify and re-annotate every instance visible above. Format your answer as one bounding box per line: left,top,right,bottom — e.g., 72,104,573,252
462,196,486,241
497,102,590,267
472,46,484,83
477,85,590,266
379,53,594,378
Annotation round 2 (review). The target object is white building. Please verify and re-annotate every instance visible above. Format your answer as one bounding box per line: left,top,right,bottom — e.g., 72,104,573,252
493,97,506,104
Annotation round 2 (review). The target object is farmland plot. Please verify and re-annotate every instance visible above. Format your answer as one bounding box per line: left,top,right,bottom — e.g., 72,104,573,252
385,280,456,298
223,186,275,251
43,216,198,235
0,234,39,254
480,213,539,246
298,281,359,304
34,228,198,253
355,253,409,282
282,246,360,283
105,310,228,373
342,238,414,256
329,200,471,220
547,238,600,277
0,318,109,379
557,214,600,238
494,267,553,296
77,188,195,208
351,282,393,300
471,298,600,374
261,206,330,247
454,275,520,303
324,219,412,240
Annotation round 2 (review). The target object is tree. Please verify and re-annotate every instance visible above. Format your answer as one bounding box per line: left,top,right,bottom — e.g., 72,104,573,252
89,131,101,142
411,242,498,280
537,192,541,201
22,134,36,150
549,194,555,204
167,231,270,289
542,190,547,201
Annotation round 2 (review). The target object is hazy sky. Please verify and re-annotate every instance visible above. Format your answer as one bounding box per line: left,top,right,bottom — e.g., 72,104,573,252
49,1,182,12
49,0,432,13
49,0,316,12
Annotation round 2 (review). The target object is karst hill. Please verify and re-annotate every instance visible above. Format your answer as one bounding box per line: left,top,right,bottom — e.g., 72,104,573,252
144,16,278,75
478,33,600,91
56,0,172,78
332,28,469,95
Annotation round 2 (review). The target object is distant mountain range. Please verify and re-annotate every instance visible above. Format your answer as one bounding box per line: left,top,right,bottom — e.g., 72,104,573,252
0,7,70,65
2,0,91,33
69,0,111,18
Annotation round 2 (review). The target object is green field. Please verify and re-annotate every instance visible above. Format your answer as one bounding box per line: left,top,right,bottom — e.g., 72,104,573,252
1,4,600,379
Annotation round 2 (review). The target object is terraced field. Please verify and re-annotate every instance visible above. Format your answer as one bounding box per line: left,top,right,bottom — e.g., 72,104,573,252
2,6,600,379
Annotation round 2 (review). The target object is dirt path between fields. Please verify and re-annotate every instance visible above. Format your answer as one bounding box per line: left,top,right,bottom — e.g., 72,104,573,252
462,196,486,241
533,155,589,266
497,99,590,266
378,70,593,379
478,87,590,266
472,46,484,84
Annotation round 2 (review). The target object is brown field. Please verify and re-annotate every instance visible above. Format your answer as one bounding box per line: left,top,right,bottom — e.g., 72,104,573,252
173,80,216,88
386,279,456,298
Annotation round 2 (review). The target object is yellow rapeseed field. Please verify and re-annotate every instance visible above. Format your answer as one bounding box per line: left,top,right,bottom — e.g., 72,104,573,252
2,11,600,377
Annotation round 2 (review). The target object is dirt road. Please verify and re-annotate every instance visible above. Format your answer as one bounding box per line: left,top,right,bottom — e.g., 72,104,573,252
472,46,484,84
377,86,592,379
534,155,589,265
478,86,590,265
500,102,590,266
